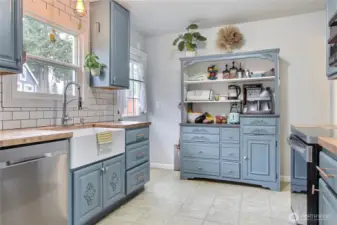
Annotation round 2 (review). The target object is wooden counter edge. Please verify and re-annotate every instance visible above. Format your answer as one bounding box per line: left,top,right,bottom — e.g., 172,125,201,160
318,137,337,155
0,132,73,148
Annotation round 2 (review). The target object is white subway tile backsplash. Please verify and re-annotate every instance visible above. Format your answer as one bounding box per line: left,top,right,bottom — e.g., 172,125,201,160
0,112,13,121
0,84,116,130
30,111,43,119
43,111,54,118
37,119,51,127
3,121,21,129
21,120,37,128
13,111,29,120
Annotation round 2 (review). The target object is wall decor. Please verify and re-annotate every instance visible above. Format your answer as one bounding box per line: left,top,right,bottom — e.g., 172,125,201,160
173,24,207,57
216,25,244,52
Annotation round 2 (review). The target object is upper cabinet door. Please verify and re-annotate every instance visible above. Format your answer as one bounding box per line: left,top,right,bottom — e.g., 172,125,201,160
242,135,276,182
0,0,22,73
111,1,130,88
102,155,125,208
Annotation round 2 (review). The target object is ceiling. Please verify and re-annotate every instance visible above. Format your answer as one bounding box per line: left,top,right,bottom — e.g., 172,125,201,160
117,0,325,36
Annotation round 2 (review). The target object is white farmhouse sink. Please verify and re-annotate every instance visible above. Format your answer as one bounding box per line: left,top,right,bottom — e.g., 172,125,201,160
55,127,125,169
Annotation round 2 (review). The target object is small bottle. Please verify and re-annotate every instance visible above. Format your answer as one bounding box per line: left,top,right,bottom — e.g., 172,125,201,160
237,63,244,78
222,64,230,79
230,61,238,78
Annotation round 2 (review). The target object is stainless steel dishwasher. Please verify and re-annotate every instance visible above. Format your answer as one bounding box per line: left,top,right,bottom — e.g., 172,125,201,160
0,140,69,225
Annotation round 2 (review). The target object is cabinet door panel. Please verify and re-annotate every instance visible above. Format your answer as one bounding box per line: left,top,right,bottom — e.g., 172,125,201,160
103,155,125,208
319,179,337,225
0,0,22,71
74,162,103,225
111,1,130,88
242,135,276,182
291,148,307,188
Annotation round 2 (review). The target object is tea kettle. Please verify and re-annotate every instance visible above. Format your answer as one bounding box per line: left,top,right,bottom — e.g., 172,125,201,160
228,85,241,100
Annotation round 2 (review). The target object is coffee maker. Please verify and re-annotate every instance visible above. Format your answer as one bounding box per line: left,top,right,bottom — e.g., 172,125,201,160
243,84,273,114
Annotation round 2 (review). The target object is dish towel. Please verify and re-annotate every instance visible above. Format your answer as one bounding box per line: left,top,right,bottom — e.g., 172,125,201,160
96,131,113,145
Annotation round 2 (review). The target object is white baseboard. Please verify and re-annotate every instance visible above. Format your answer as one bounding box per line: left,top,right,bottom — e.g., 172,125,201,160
150,163,174,170
281,176,290,182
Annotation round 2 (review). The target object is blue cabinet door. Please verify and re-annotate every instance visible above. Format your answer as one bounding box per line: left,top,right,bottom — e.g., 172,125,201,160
102,155,125,208
319,179,337,225
242,135,276,182
0,0,22,72
73,162,103,225
111,1,130,88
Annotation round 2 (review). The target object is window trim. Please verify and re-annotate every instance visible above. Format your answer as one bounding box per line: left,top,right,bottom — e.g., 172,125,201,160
121,47,147,118
2,15,82,108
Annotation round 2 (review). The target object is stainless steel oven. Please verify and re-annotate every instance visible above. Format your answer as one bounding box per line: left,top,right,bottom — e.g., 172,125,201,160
0,140,69,225
289,126,329,225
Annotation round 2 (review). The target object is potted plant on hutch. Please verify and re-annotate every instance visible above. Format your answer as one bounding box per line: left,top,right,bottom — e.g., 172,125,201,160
173,24,207,57
84,52,104,76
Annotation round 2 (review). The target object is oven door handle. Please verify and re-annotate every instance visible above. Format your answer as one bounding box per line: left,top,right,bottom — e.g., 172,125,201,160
289,135,312,162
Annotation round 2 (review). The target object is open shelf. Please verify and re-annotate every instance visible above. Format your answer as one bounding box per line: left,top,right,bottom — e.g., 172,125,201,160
184,100,241,103
184,76,275,84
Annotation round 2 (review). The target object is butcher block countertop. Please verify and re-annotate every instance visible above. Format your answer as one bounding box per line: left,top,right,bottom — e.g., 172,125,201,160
0,129,73,148
0,121,151,148
318,137,337,155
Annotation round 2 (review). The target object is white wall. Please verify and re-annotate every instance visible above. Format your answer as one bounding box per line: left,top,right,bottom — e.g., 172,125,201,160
146,11,330,176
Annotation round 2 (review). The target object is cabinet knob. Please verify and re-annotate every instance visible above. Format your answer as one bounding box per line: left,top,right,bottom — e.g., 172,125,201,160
197,167,203,170
101,168,105,173
228,170,233,173
244,156,248,160
198,151,203,154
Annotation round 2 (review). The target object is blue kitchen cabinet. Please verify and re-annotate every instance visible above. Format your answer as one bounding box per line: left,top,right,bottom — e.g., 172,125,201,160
0,0,23,74
242,135,276,182
319,179,337,225
102,155,125,208
73,162,103,225
90,0,130,88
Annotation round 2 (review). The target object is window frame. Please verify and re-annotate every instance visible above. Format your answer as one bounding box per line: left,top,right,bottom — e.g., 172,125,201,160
122,47,147,119
2,14,82,108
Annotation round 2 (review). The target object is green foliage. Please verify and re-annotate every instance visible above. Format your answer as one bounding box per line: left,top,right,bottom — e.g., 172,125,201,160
172,23,207,52
84,53,104,69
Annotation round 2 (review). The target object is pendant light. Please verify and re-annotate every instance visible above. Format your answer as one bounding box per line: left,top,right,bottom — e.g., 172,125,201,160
74,0,87,17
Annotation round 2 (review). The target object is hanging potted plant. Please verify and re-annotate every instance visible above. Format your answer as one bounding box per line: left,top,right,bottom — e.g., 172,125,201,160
84,53,104,76
173,24,207,57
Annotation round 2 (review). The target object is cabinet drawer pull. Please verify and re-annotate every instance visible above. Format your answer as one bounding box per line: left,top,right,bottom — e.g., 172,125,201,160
251,120,268,125
197,167,203,170
96,22,101,33
193,128,207,133
136,174,145,181
311,184,319,195
198,151,203,154
228,152,234,156
101,167,105,173
243,156,248,160
228,170,233,173
136,133,145,137
316,166,336,179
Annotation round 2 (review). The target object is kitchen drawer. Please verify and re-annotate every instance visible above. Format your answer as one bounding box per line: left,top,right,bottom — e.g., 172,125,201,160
241,117,276,126
221,162,240,179
181,143,219,159
221,128,240,142
126,141,149,170
182,133,220,143
243,126,276,135
182,126,220,135
126,162,150,195
182,158,220,176
319,179,337,222
221,143,240,161
126,127,149,144
319,152,337,194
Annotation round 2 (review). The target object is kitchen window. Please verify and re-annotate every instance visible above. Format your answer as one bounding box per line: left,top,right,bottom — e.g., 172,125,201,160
118,48,147,118
3,15,81,107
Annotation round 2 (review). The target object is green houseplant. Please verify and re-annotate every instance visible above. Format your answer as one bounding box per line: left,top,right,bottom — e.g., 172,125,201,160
84,53,104,76
173,24,207,56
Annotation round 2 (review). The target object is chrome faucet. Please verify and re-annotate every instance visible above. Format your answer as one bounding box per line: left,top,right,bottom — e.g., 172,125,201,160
62,82,83,125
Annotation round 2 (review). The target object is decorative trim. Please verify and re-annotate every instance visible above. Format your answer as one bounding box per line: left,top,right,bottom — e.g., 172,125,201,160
150,163,174,170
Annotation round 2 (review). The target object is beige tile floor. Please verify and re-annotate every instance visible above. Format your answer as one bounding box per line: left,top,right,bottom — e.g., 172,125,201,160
97,169,295,225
